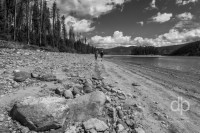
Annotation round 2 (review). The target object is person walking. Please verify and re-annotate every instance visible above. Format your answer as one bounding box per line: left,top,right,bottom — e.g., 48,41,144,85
100,50,104,61
95,50,98,60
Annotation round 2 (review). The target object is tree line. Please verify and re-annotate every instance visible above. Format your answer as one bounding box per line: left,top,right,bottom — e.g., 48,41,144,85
131,46,159,55
0,0,96,53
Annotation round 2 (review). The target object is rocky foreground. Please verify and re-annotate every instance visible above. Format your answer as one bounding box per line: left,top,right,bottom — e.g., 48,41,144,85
0,48,144,133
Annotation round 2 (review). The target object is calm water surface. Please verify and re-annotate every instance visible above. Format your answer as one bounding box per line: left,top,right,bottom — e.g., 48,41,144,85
105,55,200,74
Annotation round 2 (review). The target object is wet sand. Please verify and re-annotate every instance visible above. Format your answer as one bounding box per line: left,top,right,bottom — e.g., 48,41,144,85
103,57,200,133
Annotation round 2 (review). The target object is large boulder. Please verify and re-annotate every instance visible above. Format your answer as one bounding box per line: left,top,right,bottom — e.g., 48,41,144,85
68,91,106,122
71,91,106,106
10,96,69,131
13,70,31,82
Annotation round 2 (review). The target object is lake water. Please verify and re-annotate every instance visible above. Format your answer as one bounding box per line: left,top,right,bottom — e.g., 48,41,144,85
105,55,200,74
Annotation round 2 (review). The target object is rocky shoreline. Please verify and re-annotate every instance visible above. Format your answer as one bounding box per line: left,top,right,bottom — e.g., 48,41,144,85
0,48,144,133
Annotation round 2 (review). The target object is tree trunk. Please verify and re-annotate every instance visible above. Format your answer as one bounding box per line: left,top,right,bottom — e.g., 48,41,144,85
39,0,43,47
14,0,17,41
26,0,30,45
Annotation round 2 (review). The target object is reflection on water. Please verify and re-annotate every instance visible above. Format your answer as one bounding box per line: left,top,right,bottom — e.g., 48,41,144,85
106,56,200,74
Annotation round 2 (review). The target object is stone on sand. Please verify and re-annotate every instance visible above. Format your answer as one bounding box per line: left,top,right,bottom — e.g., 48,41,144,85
65,126,76,133
83,79,93,93
72,86,81,96
116,124,124,133
83,118,108,131
38,74,57,82
68,91,107,122
134,127,145,133
13,70,31,82
10,96,69,131
63,90,73,99
55,87,64,95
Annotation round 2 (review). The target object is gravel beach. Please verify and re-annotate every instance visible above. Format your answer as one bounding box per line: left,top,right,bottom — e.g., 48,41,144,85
0,48,200,133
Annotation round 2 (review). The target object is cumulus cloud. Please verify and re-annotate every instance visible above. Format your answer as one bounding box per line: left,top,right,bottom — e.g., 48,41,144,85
176,0,198,5
174,21,200,31
90,31,132,48
137,21,144,26
174,12,199,32
134,28,200,47
176,12,194,20
91,28,200,48
150,12,173,23
65,16,95,33
47,0,130,18
47,0,130,33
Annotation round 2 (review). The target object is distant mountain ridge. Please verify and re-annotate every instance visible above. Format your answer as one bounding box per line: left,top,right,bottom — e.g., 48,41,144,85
104,46,135,55
103,41,200,56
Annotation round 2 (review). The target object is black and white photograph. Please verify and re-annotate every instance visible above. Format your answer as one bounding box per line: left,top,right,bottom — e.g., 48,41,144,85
0,0,200,132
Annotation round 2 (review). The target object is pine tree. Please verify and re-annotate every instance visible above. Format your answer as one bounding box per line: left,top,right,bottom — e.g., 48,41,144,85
26,0,30,45
14,0,17,41
55,9,61,48
61,15,67,41
32,0,40,45
52,2,57,47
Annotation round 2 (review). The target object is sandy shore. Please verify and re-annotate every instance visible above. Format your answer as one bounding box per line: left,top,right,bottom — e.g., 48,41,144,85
0,48,200,133
104,57,200,133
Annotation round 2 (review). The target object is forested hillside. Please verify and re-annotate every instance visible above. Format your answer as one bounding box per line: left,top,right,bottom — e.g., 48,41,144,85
170,41,200,56
104,41,200,56
104,46,135,55
0,0,96,53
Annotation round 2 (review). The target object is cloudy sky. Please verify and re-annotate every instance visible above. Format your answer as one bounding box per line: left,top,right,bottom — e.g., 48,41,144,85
50,0,200,48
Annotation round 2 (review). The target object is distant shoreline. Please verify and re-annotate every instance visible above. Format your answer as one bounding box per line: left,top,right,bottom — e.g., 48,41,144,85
105,54,200,58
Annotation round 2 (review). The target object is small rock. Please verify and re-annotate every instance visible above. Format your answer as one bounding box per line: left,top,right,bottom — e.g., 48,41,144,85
85,79,93,86
55,87,64,95
13,70,31,82
116,106,122,110
116,124,124,133
65,126,76,133
21,127,29,133
63,90,73,99
154,101,158,104
83,85,93,93
38,74,57,82
12,82,19,88
0,114,5,122
106,96,111,103
89,128,97,133
125,119,135,128
132,83,139,86
134,127,145,133
118,95,126,100
31,73,38,78
83,118,108,132
107,107,117,122
127,94,132,98
117,110,124,119
83,79,93,93
75,94,80,98
72,87,81,96
134,104,144,112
